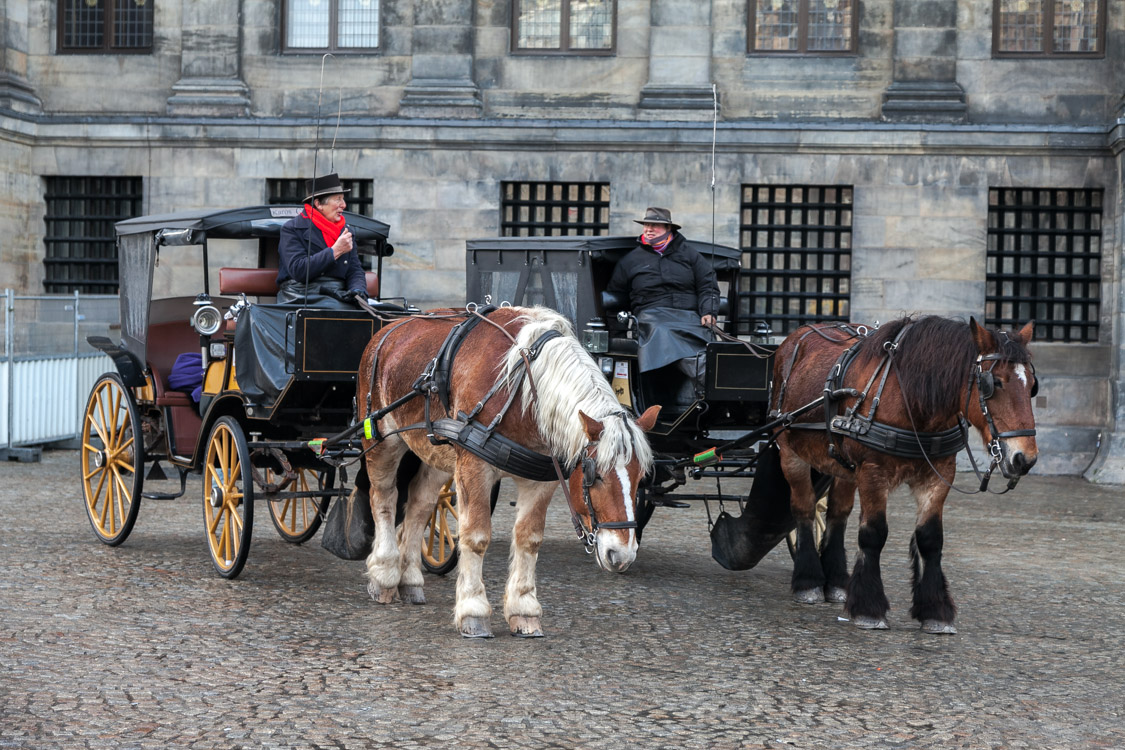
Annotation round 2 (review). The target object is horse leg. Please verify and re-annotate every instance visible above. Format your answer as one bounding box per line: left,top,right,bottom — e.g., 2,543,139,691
453,462,495,638
845,469,890,629
908,475,957,634
363,442,408,605
820,477,856,604
394,462,450,605
503,479,554,638
780,445,826,604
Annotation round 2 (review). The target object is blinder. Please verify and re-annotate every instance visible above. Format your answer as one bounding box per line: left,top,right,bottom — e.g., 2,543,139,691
976,357,1039,400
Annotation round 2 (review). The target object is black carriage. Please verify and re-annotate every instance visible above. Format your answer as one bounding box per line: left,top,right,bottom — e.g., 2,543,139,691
80,205,400,578
464,235,814,562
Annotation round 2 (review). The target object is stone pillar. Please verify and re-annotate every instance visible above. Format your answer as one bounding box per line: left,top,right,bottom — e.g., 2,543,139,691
399,0,480,118
638,0,716,120
881,0,966,123
166,0,250,116
1085,121,1125,482
0,0,41,112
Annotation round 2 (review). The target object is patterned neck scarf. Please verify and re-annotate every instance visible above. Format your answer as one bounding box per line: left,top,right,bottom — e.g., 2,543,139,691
640,230,673,254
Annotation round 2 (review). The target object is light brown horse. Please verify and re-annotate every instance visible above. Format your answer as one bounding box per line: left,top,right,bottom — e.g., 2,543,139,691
771,316,1037,633
356,305,659,638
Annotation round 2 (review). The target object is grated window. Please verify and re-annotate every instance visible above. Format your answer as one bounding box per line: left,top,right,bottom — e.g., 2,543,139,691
59,0,153,53
739,185,852,335
994,0,1104,57
500,182,611,236
513,0,615,54
986,188,1102,342
749,0,857,55
283,0,380,52
43,176,143,294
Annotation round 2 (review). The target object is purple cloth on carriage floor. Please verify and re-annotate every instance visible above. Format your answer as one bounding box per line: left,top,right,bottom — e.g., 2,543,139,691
168,352,204,403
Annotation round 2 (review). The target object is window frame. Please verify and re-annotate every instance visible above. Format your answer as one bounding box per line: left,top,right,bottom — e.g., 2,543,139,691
992,0,1106,58
500,181,611,237
42,176,143,294
281,0,381,55
985,187,1102,343
747,0,859,57
56,0,154,55
738,184,853,336
510,0,617,56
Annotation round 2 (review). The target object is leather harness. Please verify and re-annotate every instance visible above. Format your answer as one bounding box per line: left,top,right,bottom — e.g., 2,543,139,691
782,323,968,469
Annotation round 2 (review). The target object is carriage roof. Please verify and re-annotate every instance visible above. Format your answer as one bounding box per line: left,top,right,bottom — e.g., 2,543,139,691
115,205,390,246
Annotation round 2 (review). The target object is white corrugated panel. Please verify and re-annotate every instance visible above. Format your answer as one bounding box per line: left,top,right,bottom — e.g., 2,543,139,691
6,355,110,446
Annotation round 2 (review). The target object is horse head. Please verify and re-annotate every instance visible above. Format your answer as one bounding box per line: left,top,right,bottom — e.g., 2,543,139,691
967,318,1038,484
568,405,661,573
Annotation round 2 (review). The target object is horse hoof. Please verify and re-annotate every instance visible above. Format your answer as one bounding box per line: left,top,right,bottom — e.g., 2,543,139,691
367,581,398,605
824,586,847,604
793,588,822,605
922,620,957,635
399,585,426,605
852,616,888,630
459,616,494,639
509,616,544,638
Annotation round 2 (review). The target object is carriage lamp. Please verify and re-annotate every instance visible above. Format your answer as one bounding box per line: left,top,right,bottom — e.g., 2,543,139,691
752,320,773,343
191,303,223,337
583,318,609,354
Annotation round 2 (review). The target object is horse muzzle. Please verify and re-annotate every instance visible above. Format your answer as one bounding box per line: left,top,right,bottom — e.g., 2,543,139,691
996,432,1038,483
594,528,637,573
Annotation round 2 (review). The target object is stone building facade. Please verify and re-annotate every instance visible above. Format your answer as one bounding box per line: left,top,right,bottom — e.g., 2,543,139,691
2,0,1124,478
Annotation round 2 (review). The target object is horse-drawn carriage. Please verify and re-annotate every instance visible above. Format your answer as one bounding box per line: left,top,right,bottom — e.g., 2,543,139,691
80,206,1039,637
80,205,394,578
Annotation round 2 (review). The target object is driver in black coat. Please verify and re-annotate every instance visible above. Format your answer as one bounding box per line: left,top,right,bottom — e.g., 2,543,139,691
276,172,367,309
607,207,719,409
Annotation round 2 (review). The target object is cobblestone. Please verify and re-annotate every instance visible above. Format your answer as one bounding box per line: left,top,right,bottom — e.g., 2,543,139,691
1,450,1123,748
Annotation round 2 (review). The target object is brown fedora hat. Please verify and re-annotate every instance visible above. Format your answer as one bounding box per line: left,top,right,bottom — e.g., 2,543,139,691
303,172,351,202
633,206,681,231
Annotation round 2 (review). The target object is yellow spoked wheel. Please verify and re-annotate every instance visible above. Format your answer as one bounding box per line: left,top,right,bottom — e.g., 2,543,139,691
203,416,254,579
266,467,333,544
80,373,144,546
786,493,828,561
421,479,459,575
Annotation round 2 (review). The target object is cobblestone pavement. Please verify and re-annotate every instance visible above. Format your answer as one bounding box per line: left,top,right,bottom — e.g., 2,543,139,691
1,450,1123,749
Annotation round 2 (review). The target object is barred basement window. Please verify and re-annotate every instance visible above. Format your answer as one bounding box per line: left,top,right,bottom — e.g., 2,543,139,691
501,182,610,236
986,188,1102,343
993,0,1105,57
749,0,857,55
43,176,142,294
58,0,153,53
283,0,380,52
513,0,615,54
739,185,852,335
268,178,375,268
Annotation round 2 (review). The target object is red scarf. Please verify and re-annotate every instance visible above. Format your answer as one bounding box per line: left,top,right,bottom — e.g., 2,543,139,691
640,230,672,254
305,204,346,248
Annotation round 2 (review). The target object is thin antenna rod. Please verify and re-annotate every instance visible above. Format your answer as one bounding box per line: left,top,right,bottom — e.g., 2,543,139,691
711,83,718,251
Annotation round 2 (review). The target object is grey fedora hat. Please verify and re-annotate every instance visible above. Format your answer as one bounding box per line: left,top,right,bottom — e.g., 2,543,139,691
633,206,681,231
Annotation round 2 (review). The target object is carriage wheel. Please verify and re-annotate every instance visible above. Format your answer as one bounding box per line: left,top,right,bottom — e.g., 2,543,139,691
421,479,459,575
202,416,254,579
266,467,334,544
786,494,828,561
80,373,144,546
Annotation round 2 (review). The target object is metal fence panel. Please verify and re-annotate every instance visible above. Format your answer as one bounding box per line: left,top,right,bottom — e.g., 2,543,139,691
2,291,119,450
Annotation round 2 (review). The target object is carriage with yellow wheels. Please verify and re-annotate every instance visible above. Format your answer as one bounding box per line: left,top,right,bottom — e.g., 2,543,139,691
79,205,406,578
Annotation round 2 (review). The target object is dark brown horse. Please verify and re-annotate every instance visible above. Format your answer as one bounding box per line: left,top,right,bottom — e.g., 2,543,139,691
356,305,659,638
771,316,1037,632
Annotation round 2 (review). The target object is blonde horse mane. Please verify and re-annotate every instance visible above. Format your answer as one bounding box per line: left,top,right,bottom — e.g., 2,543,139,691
501,306,653,473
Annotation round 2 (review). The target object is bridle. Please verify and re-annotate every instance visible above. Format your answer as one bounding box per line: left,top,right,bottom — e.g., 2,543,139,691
967,350,1038,487
559,412,641,553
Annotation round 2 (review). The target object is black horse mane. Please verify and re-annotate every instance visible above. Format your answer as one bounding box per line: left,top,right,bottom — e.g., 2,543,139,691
854,316,1031,417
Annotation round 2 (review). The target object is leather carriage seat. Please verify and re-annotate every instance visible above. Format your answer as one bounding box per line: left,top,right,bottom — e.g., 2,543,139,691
218,267,379,298
600,290,729,318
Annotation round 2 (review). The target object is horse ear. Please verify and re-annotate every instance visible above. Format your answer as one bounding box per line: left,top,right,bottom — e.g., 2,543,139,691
1016,320,1034,346
578,410,605,441
636,405,661,432
969,317,991,351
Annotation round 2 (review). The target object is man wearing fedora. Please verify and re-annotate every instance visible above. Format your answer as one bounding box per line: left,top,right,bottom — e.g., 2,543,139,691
607,207,720,411
276,172,367,308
